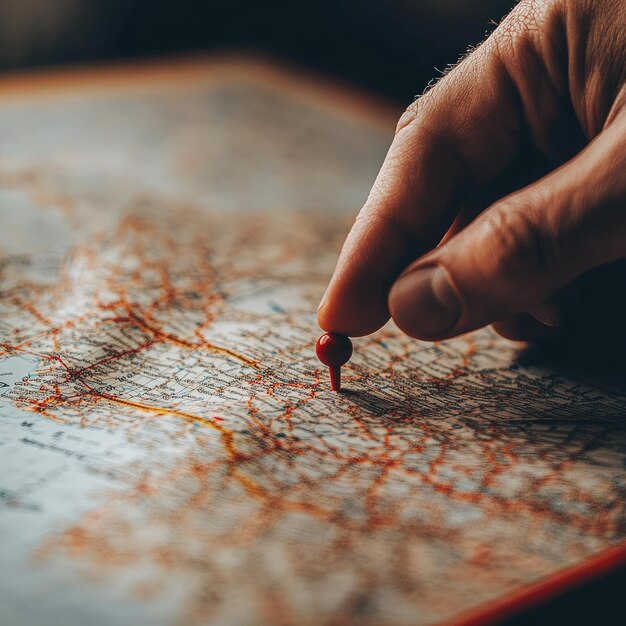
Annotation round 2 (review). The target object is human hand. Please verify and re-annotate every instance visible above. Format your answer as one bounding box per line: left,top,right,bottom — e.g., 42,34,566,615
318,0,626,346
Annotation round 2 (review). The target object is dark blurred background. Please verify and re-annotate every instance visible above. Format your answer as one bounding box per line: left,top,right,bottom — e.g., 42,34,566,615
0,0,514,103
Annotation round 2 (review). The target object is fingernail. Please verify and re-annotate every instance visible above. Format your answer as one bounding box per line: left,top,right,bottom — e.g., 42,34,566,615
390,266,461,338
528,302,561,327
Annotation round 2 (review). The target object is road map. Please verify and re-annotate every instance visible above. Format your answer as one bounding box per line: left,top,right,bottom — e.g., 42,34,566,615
0,57,625,626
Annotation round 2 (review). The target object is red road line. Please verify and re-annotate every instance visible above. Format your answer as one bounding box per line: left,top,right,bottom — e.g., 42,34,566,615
69,340,156,376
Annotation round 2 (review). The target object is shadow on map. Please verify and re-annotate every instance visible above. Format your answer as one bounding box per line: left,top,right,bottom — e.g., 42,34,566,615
518,340,626,397
342,359,626,451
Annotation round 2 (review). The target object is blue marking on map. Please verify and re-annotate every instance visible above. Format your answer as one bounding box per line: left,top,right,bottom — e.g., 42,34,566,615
0,354,40,397
269,300,285,314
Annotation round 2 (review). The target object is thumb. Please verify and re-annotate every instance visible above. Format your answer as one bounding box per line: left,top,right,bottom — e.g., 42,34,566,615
388,118,626,341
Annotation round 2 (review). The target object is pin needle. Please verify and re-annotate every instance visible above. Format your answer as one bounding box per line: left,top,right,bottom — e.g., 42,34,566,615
316,332,353,391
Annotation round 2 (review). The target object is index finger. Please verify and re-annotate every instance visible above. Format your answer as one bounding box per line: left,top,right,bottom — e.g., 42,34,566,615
317,9,540,336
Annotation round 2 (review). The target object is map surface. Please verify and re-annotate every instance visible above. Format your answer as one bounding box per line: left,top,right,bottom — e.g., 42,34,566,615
0,57,625,626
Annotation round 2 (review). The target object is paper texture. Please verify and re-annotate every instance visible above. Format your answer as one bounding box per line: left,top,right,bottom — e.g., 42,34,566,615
1,58,625,626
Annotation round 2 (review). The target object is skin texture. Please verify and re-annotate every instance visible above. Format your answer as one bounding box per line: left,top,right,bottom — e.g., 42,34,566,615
317,0,626,350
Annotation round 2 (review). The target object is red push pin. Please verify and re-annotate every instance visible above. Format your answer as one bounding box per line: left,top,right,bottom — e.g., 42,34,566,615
316,332,353,391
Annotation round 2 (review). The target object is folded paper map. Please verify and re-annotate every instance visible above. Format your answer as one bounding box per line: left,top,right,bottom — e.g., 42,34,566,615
1,56,625,626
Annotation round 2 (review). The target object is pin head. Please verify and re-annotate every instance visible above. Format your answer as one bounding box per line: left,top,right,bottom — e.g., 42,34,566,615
316,332,353,391
316,332,353,367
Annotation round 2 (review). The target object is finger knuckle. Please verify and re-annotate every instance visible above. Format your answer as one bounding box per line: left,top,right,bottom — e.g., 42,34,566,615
493,0,563,58
482,202,554,281
396,97,427,135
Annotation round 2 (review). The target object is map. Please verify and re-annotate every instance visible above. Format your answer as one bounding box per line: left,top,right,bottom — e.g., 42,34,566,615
1,56,625,626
